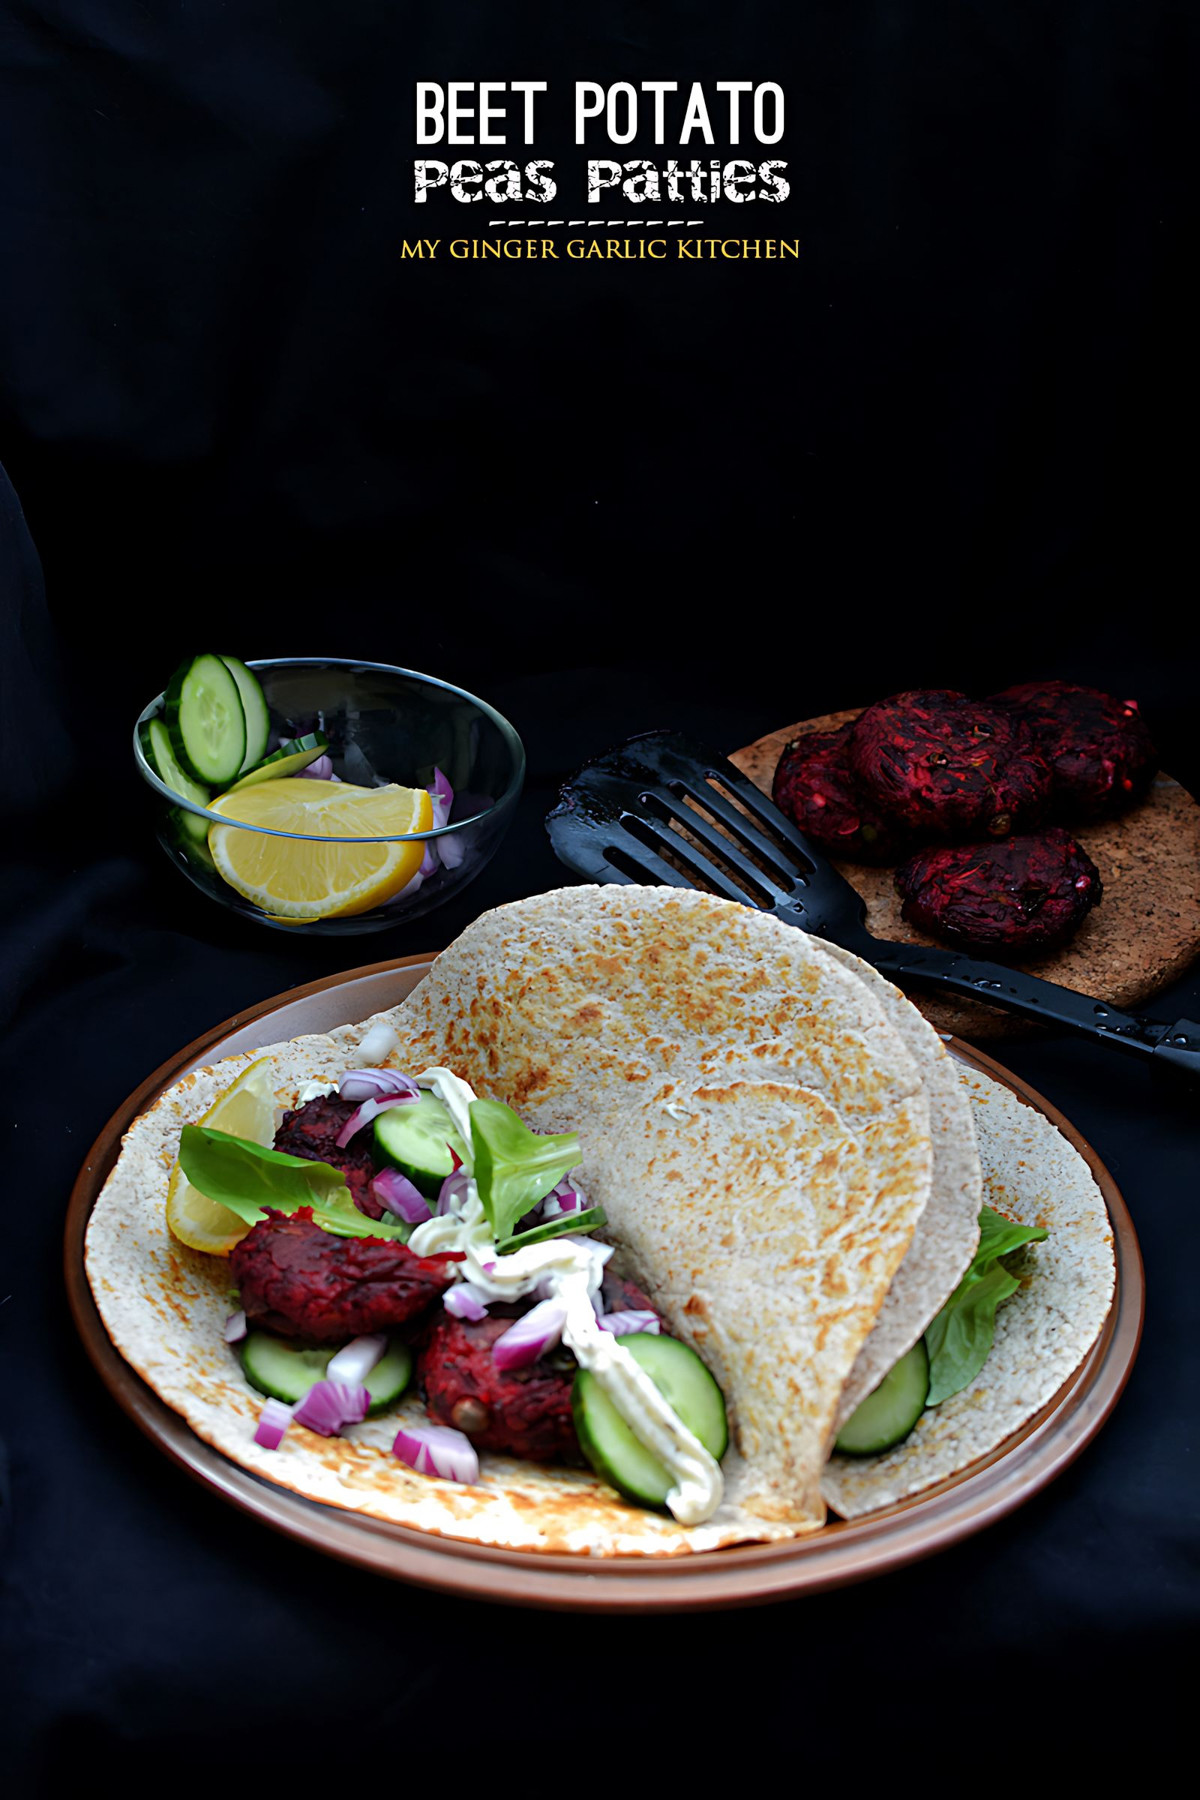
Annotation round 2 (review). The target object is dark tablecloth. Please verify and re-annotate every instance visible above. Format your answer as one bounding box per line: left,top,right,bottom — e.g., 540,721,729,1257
2,459,1195,1781
1,0,1195,1777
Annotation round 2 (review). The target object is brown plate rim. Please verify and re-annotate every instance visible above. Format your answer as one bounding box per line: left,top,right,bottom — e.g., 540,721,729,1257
63,952,1144,1612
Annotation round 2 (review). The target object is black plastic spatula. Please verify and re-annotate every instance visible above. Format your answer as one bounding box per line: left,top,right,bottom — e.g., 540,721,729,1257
546,729,1200,1083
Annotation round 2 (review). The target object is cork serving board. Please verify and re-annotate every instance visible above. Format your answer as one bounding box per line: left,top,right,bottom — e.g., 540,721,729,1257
731,709,1200,1039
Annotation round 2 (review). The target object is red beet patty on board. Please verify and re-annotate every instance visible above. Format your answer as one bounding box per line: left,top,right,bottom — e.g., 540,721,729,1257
847,689,1051,841
894,827,1102,955
771,724,907,863
992,680,1158,819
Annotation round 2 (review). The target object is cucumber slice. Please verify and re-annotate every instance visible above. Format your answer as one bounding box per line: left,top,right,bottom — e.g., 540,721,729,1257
240,1331,413,1415
169,805,213,851
497,1207,607,1253
224,731,330,793
374,1094,469,1198
142,716,214,855
834,1339,930,1456
169,809,216,868
140,716,212,809
165,653,248,785
572,1334,728,1509
219,656,270,773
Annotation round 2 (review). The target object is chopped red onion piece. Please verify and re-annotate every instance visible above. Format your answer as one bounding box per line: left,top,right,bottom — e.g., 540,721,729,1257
393,1423,479,1483
372,1167,432,1224
326,1333,388,1385
421,776,451,880
254,1398,293,1451
292,1379,370,1438
429,767,465,870
335,1092,417,1148
304,754,334,779
493,1299,568,1371
418,779,449,880
338,1068,421,1104
598,1310,661,1337
437,1168,472,1215
224,1308,247,1344
444,1282,489,1322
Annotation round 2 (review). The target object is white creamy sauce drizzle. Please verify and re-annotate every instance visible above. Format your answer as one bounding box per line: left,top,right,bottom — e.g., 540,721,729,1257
414,1066,477,1144
407,1067,724,1525
297,1079,337,1104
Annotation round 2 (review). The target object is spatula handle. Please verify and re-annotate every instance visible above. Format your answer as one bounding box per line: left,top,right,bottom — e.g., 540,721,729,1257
863,936,1200,1081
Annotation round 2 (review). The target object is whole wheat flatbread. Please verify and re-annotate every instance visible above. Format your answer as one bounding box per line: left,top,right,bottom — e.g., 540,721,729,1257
87,887,933,1550
84,886,1114,1551
807,942,983,1424
822,1064,1116,1517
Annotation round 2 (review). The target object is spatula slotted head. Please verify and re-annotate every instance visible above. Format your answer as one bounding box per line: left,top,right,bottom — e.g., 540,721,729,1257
546,730,871,941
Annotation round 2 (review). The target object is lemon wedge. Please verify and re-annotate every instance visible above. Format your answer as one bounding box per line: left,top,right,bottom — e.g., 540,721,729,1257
166,1057,278,1255
207,778,433,919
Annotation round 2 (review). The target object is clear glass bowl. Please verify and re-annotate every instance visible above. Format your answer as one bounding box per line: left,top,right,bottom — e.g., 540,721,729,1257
133,658,525,934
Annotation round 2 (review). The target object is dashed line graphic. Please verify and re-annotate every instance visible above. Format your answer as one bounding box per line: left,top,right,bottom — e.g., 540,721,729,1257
486,218,707,227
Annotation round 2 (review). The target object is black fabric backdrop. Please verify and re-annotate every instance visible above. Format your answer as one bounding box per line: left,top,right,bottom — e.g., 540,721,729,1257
1,1,1196,1785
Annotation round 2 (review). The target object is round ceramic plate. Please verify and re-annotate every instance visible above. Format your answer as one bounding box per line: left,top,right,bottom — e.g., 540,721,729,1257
64,954,1144,1611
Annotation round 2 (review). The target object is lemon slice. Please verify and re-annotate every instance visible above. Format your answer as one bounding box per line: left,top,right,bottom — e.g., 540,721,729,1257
207,778,433,919
166,1057,278,1255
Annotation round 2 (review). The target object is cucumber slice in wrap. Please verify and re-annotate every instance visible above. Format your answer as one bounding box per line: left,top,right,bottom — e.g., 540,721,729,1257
572,1334,728,1509
374,1094,469,1199
240,1331,413,1414
833,1339,930,1456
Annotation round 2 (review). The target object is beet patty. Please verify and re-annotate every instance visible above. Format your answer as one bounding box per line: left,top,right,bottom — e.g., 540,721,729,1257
420,1311,582,1464
848,689,1051,840
992,680,1157,819
230,1210,459,1341
771,725,906,863
274,1093,381,1218
895,827,1102,955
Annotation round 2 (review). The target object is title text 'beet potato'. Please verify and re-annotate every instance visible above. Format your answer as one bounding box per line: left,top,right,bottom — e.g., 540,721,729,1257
414,81,784,146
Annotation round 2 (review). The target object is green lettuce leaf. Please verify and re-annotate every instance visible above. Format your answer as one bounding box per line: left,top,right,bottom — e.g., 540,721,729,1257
469,1099,582,1245
177,1125,411,1241
924,1204,1048,1406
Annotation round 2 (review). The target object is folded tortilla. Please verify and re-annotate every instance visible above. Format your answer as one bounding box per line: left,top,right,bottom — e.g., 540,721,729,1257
822,1063,1116,1517
808,942,983,1425
370,888,937,1528
84,886,1113,1555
